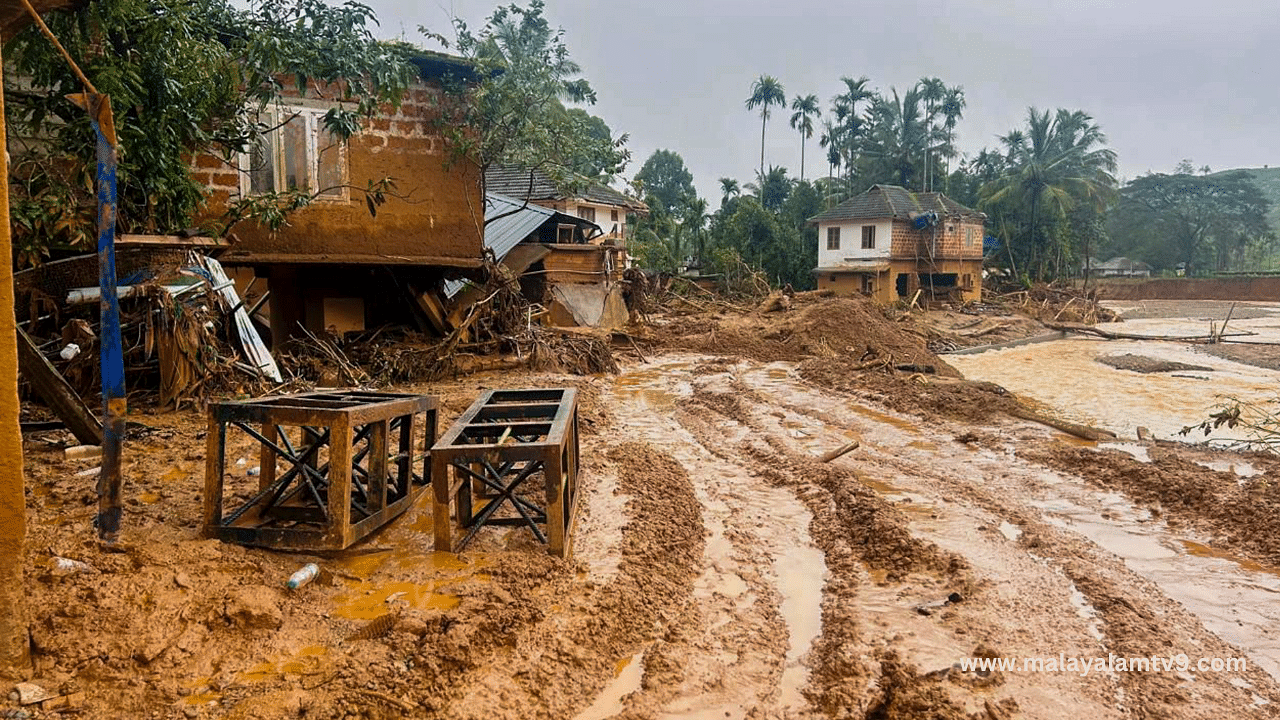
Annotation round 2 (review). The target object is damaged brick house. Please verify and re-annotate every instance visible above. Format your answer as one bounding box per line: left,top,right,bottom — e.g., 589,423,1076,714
809,184,985,304
485,165,648,244
481,165,648,328
191,52,485,345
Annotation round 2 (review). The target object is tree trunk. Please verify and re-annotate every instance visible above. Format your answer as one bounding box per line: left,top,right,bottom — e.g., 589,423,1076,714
1029,192,1040,282
799,134,805,182
759,115,766,186
0,45,30,677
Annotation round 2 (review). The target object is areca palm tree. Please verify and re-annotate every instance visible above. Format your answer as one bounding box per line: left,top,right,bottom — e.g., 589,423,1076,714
789,94,820,181
745,75,786,182
829,76,874,192
980,108,1117,280
918,78,946,191
719,177,740,207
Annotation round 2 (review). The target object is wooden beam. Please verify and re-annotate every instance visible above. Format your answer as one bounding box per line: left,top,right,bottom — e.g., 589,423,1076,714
115,234,229,249
413,288,451,336
15,327,102,445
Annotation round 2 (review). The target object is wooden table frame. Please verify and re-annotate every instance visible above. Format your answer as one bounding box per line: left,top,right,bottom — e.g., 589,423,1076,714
204,390,438,550
431,388,579,558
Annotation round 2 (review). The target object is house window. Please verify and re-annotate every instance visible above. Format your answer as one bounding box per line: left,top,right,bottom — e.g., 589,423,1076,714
861,225,875,249
610,209,619,222
556,225,574,243
965,227,974,248
861,275,874,294
241,105,348,200
579,206,596,223
826,227,840,250
963,273,973,289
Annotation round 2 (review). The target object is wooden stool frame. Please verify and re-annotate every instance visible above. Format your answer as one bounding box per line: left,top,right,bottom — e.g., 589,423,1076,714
431,388,579,558
204,390,437,550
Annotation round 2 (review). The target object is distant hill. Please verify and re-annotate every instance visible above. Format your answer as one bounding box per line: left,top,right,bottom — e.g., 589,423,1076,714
1208,166,1280,232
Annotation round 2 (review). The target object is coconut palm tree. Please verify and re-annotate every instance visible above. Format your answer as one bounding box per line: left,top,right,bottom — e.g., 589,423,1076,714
980,107,1118,280
745,75,786,182
789,94,820,181
860,86,929,189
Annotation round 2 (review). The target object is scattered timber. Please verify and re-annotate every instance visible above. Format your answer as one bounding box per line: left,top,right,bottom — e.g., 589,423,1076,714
17,326,103,445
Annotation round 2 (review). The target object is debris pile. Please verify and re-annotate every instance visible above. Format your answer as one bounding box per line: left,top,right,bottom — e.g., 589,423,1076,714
340,263,618,382
987,283,1120,324
18,252,280,414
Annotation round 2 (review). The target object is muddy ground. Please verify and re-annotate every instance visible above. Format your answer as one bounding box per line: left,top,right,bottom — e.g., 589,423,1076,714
9,293,1280,719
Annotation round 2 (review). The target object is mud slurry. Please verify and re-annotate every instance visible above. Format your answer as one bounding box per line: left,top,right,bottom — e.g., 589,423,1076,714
18,352,1280,719
593,355,1280,719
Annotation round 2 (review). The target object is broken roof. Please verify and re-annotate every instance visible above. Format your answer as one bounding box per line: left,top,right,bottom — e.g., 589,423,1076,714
443,193,601,298
807,185,985,225
485,165,649,213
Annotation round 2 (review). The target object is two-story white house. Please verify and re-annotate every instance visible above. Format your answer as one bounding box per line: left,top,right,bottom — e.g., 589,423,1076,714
809,184,986,304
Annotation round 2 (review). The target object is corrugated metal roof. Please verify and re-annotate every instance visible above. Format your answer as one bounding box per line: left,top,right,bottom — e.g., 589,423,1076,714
443,194,601,299
486,193,557,261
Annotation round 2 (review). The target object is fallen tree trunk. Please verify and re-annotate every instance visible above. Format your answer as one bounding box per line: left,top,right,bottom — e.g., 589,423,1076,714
1009,405,1117,442
1044,321,1253,342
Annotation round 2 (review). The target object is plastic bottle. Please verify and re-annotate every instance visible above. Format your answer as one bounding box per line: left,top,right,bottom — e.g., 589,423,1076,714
59,343,80,361
48,557,95,576
286,563,320,590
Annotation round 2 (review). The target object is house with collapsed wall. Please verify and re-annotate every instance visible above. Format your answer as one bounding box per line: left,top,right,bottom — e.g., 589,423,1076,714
192,51,486,345
484,165,649,245
809,184,985,304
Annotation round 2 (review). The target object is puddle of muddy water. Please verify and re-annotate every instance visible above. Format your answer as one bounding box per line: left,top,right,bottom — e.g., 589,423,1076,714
948,329,1280,441
575,650,646,720
1029,490,1280,679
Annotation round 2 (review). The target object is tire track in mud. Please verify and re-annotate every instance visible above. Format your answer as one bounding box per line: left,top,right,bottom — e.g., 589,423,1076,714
718,358,1280,718
597,377,825,718
434,443,705,720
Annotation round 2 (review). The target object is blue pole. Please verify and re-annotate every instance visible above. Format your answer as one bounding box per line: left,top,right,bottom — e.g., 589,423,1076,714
90,105,125,542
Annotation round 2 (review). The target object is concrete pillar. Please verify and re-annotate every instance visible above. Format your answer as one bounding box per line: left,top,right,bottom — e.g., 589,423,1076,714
0,43,31,676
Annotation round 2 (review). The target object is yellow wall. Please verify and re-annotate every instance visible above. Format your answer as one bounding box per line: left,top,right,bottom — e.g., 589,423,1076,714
820,258,983,305
0,50,30,675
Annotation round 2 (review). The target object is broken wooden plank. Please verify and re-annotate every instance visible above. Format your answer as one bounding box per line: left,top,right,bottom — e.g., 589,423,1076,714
820,440,861,463
413,287,451,336
16,327,103,445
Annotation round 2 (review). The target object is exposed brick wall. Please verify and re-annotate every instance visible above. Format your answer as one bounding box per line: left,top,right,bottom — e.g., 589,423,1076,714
192,78,482,265
888,218,984,260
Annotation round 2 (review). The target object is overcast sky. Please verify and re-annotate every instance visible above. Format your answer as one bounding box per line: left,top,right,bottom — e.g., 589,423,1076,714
362,0,1280,202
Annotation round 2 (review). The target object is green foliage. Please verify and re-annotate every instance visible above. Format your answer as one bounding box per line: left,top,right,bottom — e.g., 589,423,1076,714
1109,169,1272,272
745,74,785,178
433,0,629,198
634,149,695,218
978,107,1117,280
6,0,416,264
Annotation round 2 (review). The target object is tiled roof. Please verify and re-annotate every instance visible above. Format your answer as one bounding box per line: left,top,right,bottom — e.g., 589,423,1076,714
485,165,649,212
808,185,985,224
